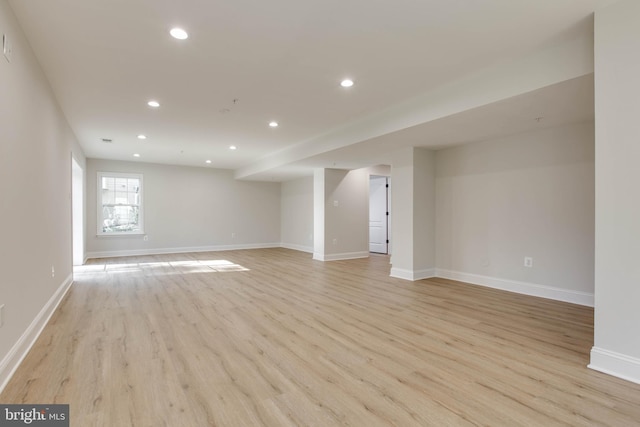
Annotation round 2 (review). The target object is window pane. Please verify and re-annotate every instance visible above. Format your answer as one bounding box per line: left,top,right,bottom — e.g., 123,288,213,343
98,173,143,234
100,206,114,232
127,178,139,193
102,177,115,205
129,178,140,205
128,192,138,205
115,178,128,204
102,205,140,233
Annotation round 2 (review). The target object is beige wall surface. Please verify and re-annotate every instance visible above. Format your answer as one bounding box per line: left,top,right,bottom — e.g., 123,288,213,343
325,168,369,257
592,0,640,382
390,148,416,273
86,159,281,256
435,122,595,294
0,0,85,377
281,176,314,252
413,148,436,270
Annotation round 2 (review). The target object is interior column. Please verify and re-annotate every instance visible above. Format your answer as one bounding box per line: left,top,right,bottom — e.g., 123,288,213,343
390,147,436,280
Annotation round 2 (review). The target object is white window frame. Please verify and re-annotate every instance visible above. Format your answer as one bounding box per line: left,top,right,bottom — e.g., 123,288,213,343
97,172,144,236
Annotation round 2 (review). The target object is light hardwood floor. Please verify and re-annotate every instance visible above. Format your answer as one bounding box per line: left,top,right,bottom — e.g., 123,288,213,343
2,248,639,426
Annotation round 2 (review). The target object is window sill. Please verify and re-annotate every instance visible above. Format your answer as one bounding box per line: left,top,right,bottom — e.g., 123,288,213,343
97,232,146,237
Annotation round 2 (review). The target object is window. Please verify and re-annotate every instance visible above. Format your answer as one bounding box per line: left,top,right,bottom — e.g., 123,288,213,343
97,172,144,235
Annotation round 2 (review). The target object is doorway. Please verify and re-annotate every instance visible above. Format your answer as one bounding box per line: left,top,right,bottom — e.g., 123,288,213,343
72,157,84,265
369,176,389,254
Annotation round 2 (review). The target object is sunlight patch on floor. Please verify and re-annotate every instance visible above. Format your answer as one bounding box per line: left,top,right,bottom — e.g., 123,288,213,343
74,259,250,275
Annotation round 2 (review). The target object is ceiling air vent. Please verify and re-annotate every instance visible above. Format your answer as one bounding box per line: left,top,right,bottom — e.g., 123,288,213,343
101,138,113,143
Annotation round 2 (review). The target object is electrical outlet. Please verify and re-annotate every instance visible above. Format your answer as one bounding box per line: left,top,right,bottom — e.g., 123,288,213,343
51,265,55,277
143,235,148,241
0,304,4,328
231,232,236,238
333,200,339,207
332,238,338,245
524,257,533,268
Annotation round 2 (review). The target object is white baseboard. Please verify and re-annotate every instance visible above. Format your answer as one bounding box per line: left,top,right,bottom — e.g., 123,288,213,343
0,274,73,394
86,243,281,259
280,243,313,253
390,267,436,281
313,251,369,262
435,269,594,307
589,347,640,385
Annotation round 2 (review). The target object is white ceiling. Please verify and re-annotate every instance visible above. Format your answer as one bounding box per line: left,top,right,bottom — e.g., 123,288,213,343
8,0,613,180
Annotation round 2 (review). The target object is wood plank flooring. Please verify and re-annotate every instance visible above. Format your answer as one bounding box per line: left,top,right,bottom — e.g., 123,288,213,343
2,248,640,426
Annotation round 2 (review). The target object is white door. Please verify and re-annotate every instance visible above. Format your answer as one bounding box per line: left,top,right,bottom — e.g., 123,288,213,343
369,176,388,253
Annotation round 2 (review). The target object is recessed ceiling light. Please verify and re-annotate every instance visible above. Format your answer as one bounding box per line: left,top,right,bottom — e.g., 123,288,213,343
137,134,147,140
340,79,354,88
147,100,160,108
133,153,141,158
205,160,212,164
170,28,189,40
269,121,278,128
229,145,237,150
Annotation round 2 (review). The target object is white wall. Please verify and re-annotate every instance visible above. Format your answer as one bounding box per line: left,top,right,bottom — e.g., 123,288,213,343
86,159,281,257
590,0,640,384
281,176,314,253
325,169,369,258
365,165,391,177
435,122,595,305
314,168,369,261
414,148,436,271
313,170,326,258
0,0,85,390
390,148,415,275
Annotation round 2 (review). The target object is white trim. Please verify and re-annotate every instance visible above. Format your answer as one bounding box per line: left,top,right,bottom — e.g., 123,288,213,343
390,267,436,281
0,274,73,394
96,232,145,238
313,253,326,261
86,243,281,259
435,269,594,307
280,243,314,254
589,347,640,385
313,251,369,262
